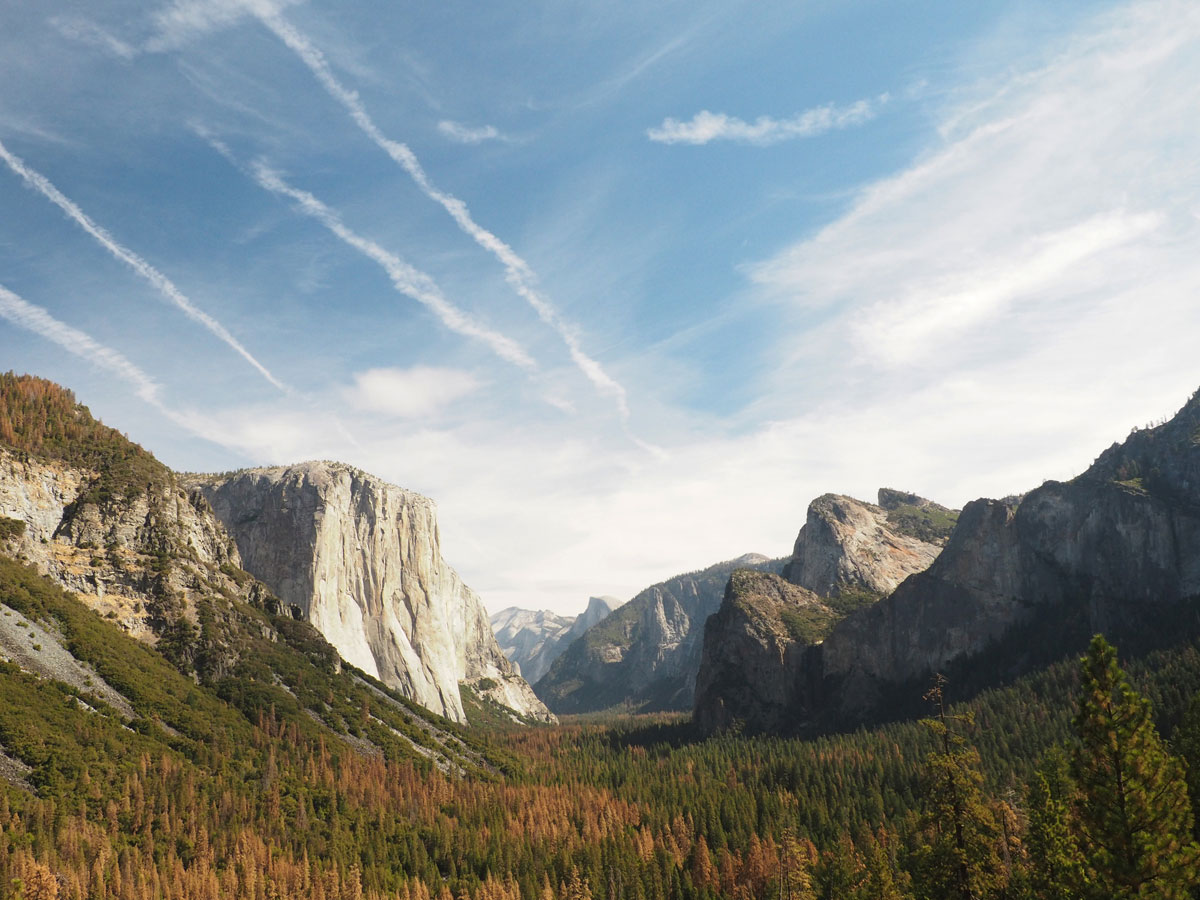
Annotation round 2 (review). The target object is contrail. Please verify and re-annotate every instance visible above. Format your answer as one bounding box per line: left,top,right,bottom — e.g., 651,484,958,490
255,11,632,419
200,130,536,371
0,284,163,405
0,137,288,393
251,162,538,370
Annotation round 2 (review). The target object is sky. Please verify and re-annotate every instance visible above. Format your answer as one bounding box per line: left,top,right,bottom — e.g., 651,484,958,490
1,0,1199,616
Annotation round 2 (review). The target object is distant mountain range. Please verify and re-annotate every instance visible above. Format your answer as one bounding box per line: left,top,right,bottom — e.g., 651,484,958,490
490,595,623,685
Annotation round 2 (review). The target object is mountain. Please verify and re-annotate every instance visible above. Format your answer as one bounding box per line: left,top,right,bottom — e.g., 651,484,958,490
696,387,1200,735
782,490,956,599
536,553,782,714
819,389,1200,725
0,373,548,726
187,463,553,725
0,374,275,681
693,570,833,734
491,595,623,685
692,489,953,733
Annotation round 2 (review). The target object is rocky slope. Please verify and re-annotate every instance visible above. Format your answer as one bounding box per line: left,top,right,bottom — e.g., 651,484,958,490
697,387,1200,734
491,595,623,685
0,432,270,682
188,462,553,725
536,554,782,714
693,570,833,734
782,490,955,599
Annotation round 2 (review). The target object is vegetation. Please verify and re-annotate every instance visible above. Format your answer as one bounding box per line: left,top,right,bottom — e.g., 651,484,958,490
5,538,1200,899
0,516,25,542
0,372,168,504
883,500,960,545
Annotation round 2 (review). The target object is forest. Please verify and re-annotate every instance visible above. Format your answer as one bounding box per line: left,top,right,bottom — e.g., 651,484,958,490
4,542,1200,899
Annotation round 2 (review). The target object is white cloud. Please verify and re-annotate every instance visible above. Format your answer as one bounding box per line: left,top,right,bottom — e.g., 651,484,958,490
750,0,1200,383
647,94,887,145
436,120,502,144
345,367,482,419
0,283,161,405
217,144,539,372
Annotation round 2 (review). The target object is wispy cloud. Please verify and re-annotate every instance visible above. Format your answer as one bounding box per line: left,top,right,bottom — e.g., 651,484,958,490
647,94,888,145
198,129,536,370
145,0,294,52
0,137,288,393
345,366,482,419
437,120,503,144
49,16,137,60
0,283,161,404
250,11,636,425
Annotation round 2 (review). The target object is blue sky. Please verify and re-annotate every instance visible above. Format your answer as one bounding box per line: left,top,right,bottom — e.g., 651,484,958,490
2,0,1199,615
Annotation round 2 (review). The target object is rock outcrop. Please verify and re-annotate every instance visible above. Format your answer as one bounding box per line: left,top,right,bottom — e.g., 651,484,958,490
693,570,832,734
0,446,253,659
536,554,782,714
491,595,623,685
189,463,553,725
689,489,952,734
783,491,954,599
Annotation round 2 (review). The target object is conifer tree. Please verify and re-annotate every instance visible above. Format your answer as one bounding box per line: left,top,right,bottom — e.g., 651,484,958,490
855,829,908,900
911,674,1006,900
1071,634,1200,899
1024,747,1082,900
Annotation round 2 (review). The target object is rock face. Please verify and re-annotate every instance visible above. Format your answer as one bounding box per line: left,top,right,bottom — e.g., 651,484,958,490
189,463,553,725
812,388,1200,727
536,554,782,714
693,571,833,734
491,595,623,685
783,491,954,598
691,492,953,735
0,447,251,653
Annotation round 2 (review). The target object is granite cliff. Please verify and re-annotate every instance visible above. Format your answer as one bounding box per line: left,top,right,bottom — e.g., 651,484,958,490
697,388,1200,735
783,491,955,599
491,595,623,685
536,554,782,714
820,390,1200,724
189,463,553,725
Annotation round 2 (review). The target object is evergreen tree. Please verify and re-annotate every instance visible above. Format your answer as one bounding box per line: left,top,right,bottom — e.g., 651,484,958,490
1024,747,1083,900
856,829,908,900
910,674,1006,900
1071,635,1200,899
1172,689,1200,839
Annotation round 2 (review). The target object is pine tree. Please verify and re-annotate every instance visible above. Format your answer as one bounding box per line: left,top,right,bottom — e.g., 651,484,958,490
1024,746,1083,900
910,674,1006,900
1071,634,1200,899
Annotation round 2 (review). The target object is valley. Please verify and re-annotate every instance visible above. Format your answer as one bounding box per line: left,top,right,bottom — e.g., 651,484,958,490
4,372,1200,899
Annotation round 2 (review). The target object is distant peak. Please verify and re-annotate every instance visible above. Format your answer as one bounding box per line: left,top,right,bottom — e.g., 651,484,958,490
586,595,624,614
